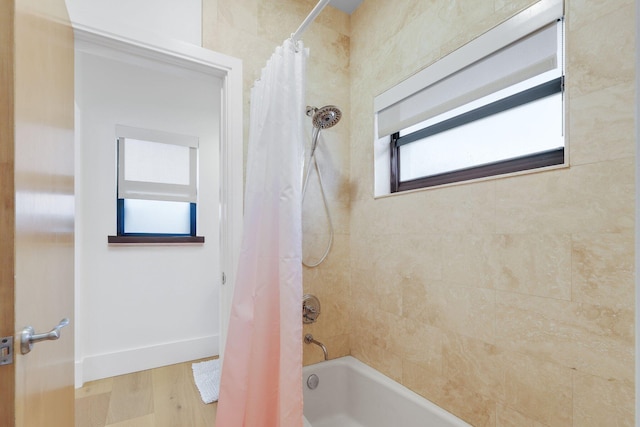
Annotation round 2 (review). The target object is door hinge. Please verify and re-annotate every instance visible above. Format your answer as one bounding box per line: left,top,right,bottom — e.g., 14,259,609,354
222,272,226,285
1,336,14,365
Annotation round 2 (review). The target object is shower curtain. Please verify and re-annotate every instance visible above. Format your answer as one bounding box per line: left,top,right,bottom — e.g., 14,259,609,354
216,39,307,427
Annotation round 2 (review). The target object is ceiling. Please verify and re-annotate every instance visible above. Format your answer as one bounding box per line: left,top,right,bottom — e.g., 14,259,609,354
330,0,363,15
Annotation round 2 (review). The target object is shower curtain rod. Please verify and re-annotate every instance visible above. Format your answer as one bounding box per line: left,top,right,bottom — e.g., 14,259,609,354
291,0,331,43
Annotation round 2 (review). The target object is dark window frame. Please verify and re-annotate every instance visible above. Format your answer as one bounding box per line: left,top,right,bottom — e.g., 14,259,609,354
108,199,204,244
390,77,565,193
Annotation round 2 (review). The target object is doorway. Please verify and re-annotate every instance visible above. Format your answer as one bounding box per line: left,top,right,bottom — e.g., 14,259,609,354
73,28,242,387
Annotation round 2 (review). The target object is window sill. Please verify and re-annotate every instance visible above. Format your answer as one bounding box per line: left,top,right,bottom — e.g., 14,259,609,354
108,235,205,245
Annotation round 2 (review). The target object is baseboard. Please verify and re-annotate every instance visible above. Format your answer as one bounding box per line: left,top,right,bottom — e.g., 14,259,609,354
77,334,218,386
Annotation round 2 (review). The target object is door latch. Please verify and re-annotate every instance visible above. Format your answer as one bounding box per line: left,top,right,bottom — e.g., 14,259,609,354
0,336,14,365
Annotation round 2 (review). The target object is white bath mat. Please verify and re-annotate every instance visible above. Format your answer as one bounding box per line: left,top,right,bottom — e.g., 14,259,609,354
192,358,221,404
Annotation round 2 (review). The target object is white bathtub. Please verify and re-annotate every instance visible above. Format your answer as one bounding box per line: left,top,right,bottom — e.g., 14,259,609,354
302,356,470,427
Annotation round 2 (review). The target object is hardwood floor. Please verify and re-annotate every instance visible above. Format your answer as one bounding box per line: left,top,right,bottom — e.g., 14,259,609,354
75,359,217,427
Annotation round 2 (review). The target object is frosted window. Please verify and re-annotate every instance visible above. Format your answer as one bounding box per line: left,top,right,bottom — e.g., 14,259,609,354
115,125,200,236
377,0,566,193
123,199,191,235
399,93,563,181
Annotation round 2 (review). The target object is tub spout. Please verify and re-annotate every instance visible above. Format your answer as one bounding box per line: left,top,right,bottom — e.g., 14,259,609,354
304,333,328,361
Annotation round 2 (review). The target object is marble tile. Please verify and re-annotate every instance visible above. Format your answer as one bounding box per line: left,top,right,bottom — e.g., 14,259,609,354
362,34,408,96
502,353,573,427
442,233,572,299
568,81,635,166
434,380,497,427
441,234,495,289
496,404,546,427
352,266,403,316
490,234,572,299
496,292,634,382
566,3,635,98
305,27,350,73
403,280,496,343
389,9,445,82
351,291,404,356
302,198,350,236
573,371,635,427
442,333,503,401
352,181,496,237
349,0,414,57
326,333,350,359
256,0,311,44
423,182,497,234
351,336,403,383
495,158,634,234
403,361,496,427
567,0,635,31
494,0,538,15
303,234,350,292
302,231,335,266
401,360,446,407
352,232,442,282
392,316,443,377
437,0,504,58
320,3,350,37
218,0,258,37
571,232,635,309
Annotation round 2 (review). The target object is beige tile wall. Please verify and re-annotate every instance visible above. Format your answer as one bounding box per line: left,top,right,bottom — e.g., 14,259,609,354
204,0,635,425
202,0,352,365
350,1,635,426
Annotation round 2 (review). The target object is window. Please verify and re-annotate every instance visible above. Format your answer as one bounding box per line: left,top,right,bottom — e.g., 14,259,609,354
374,0,565,195
108,125,204,243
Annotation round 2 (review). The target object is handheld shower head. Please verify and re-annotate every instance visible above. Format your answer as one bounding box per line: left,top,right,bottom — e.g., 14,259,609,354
302,105,342,268
306,105,341,158
307,105,342,130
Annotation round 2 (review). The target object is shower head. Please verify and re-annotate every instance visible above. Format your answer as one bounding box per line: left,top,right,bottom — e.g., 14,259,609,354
307,105,342,129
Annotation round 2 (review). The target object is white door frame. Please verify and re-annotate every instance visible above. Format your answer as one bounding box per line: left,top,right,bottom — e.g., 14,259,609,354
72,24,243,382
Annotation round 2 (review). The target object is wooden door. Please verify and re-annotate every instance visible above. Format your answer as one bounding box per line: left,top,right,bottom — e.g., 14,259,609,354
0,0,75,426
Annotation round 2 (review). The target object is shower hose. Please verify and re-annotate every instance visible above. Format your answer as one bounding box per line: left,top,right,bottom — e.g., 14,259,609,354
301,127,334,268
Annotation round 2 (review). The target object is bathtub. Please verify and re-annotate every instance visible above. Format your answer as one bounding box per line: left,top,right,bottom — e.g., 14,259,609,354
302,356,470,427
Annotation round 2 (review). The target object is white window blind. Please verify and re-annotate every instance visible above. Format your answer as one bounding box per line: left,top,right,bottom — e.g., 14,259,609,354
116,125,199,203
374,0,564,138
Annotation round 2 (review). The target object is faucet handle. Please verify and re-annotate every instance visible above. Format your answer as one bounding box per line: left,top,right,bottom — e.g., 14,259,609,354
302,294,321,324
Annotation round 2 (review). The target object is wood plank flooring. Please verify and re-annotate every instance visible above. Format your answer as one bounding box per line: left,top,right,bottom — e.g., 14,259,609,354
75,359,217,427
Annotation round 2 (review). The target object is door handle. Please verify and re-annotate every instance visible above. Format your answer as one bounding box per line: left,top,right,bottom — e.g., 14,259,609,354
20,318,70,355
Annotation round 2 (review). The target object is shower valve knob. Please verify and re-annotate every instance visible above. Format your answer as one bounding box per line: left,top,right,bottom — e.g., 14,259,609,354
302,294,321,324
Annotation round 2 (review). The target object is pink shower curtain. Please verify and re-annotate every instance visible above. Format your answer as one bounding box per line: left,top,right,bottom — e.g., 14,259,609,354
216,39,307,427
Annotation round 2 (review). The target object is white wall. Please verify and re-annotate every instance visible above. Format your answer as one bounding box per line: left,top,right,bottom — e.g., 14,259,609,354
75,42,222,384
65,0,202,46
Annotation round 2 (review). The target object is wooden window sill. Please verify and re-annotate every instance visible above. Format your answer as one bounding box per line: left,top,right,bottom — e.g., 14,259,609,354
108,235,205,244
